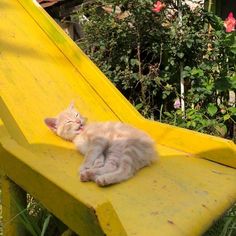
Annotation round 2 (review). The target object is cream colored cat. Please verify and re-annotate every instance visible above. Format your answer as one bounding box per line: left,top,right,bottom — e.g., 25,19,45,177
45,103,158,186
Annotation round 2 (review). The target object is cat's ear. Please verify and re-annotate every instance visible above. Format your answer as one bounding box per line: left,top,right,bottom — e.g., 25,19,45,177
68,101,75,110
44,118,57,132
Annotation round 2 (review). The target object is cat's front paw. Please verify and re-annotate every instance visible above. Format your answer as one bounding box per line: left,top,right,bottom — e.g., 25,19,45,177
95,176,108,187
80,170,91,182
80,168,98,182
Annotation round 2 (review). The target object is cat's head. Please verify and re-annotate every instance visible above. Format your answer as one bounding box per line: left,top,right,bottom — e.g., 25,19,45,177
44,102,87,141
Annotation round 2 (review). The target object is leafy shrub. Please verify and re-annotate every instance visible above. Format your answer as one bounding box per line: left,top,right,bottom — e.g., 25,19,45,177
204,203,236,236
74,0,235,138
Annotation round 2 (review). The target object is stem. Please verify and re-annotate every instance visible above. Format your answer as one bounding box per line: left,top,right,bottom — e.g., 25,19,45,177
137,42,142,77
159,104,163,122
174,112,177,126
180,62,185,116
157,43,163,70
230,117,236,125
208,0,212,12
177,0,185,118
137,30,146,105
207,0,213,51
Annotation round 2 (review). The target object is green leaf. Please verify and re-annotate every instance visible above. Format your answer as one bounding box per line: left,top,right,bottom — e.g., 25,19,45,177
207,104,218,117
135,103,143,111
215,77,232,91
228,107,236,115
41,214,52,236
163,112,173,118
177,52,184,59
170,60,175,66
186,41,192,48
191,68,204,76
223,114,231,121
184,66,191,71
208,14,223,30
130,59,139,66
191,121,196,128
230,46,236,54
215,124,227,136
182,70,190,78
229,75,236,89
224,33,235,46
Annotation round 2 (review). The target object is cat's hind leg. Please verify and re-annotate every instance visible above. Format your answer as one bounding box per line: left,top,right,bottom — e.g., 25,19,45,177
95,157,135,186
80,136,107,182
80,154,106,182
84,158,118,181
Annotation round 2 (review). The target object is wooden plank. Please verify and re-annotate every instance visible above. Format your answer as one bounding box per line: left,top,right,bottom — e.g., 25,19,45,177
144,119,236,168
0,0,119,146
1,134,236,236
0,120,125,235
0,138,126,236
0,1,236,236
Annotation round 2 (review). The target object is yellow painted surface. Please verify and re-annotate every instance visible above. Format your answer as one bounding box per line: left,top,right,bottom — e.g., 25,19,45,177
0,1,235,236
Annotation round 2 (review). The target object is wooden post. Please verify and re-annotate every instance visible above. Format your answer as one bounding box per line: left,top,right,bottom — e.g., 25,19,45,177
1,176,27,236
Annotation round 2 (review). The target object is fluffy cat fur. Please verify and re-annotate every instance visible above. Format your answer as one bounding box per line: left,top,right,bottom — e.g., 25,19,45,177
45,103,158,186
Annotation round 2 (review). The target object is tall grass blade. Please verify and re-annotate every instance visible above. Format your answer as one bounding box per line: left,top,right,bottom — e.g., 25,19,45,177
40,214,52,236
13,198,40,236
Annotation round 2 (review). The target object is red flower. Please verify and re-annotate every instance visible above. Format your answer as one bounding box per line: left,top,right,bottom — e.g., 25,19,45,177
224,12,236,33
152,1,165,13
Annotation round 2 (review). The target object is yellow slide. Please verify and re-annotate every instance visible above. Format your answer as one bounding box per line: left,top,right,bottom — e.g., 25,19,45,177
0,0,235,235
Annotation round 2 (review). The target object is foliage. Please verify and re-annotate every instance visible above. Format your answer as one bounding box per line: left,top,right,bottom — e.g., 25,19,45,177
204,204,236,236
74,0,235,138
10,195,70,236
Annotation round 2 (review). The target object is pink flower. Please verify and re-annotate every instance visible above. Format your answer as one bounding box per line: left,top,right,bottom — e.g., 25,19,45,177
224,12,236,33
152,1,166,13
174,98,181,109
220,109,226,114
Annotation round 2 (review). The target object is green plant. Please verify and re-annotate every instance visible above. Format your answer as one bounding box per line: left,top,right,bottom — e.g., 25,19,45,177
204,204,236,236
74,0,235,138
162,104,236,137
3,195,69,236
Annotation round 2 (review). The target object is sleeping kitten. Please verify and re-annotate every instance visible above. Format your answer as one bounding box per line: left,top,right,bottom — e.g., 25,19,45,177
44,103,158,186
